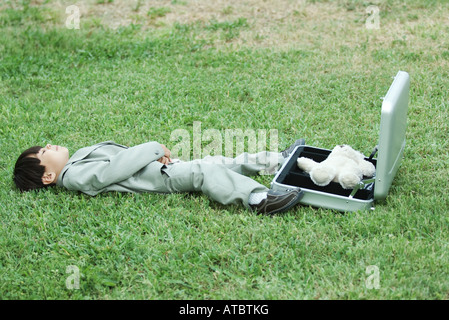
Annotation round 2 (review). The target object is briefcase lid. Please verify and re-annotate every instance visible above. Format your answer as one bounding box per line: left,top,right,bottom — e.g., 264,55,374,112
374,71,410,200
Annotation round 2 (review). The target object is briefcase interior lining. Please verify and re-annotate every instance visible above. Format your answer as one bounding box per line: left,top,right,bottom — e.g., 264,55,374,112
276,146,377,201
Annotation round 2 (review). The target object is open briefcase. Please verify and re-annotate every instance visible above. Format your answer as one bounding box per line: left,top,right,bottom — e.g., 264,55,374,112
271,71,410,212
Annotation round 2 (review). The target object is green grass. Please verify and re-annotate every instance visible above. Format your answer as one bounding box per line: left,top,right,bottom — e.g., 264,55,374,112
1,0,449,299
147,7,171,20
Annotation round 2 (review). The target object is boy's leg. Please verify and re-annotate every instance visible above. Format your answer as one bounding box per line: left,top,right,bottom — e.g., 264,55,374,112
190,151,285,176
162,162,269,208
186,139,306,176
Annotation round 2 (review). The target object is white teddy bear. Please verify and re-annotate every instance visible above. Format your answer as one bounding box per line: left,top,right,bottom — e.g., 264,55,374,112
296,145,376,189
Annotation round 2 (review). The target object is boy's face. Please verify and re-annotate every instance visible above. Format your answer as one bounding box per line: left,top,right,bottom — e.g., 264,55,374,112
32,144,70,184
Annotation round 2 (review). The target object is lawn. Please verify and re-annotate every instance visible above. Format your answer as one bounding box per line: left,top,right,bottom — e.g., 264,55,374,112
1,0,448,299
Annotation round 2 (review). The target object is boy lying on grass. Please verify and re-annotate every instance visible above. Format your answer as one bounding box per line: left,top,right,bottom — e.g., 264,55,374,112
13,139,305,215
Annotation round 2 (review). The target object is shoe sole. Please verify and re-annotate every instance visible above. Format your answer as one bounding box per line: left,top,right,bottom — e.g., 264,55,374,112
267,189,304,215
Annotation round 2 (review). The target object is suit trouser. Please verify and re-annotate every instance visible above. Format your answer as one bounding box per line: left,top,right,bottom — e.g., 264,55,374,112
161,152,284,208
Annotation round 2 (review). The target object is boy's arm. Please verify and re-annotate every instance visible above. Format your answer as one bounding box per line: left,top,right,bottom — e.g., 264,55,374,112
61,141,165,192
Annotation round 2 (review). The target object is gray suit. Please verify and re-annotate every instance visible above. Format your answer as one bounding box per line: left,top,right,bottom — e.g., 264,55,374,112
56,141,284,208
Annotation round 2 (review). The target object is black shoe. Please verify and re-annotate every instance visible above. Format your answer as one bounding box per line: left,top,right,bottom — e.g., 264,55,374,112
251,189,304,215
281,139,306,158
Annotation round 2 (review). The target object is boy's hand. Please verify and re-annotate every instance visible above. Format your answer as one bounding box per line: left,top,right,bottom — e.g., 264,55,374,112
157,144,172,164
157,156,171,165
160,144,171,158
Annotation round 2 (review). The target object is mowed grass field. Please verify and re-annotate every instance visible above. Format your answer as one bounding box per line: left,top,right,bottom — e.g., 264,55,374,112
1,0,448,299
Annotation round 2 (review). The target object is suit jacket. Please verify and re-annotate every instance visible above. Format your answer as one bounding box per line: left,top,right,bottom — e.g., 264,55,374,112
56,141,168,196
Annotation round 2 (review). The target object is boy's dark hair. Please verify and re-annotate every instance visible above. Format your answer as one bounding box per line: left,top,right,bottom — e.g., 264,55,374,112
13,146,53,192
